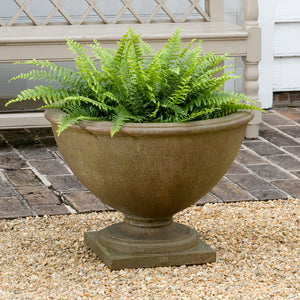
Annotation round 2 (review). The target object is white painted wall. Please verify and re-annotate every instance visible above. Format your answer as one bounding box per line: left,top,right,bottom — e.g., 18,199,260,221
228,0,300,106
272,0,300,92
258,0,276,109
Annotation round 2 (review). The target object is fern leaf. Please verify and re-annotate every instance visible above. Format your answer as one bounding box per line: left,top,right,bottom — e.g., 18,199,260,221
160,27,182,65
10,59,79,86
57,115,81,136
111,105,143,137
57,115,104,136
67,39,103,96
63,96,111,112
5,86,70,107
168,76,191,105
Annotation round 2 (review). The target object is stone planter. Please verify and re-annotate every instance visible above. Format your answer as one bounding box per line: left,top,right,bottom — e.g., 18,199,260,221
45,109,253,270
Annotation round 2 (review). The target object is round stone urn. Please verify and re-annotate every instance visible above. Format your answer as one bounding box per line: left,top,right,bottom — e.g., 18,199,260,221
45,109,253,269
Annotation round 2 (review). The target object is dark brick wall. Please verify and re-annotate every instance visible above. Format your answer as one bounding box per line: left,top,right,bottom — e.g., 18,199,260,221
273,92,300,107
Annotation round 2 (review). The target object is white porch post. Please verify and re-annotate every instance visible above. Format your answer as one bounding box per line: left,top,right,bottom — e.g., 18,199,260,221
243,0,262,139
258,0,276,109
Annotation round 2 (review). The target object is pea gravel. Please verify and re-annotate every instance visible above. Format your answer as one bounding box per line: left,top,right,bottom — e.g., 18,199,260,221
0,199,299,300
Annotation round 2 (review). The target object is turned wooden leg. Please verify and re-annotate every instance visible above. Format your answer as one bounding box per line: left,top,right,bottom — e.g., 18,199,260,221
243,59,262,139
244,0,262,139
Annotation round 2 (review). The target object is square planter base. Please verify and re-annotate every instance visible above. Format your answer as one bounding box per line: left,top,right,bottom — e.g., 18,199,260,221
84,231,216,270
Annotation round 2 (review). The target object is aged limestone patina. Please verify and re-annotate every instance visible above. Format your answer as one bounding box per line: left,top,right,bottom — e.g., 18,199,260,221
45,109,253,269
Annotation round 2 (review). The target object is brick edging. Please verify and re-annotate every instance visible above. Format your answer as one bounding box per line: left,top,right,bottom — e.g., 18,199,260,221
273,92,300,107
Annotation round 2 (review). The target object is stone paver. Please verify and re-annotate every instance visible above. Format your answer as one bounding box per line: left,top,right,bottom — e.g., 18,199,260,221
271,179,300,199
235,149,265,165
293,171,300,178
0,108,299,219
276,126,300,139
0,180,16,197
0,139,12,152
258,123,275,133
226,162,249,175
210,178,253,202
266,154,300,171
262,113,294,126
249,189,288,201
29,159,70,175
283,146,300,157
18,145,54,160
1,129,37,147
47,175,86,193
276,107,300,121
0,153,27,170
63,191,110,213
259,131,299,147
246,164,293,180
3,169,43,187
30,204,71,216
17,186,61,205
227,174,275,192
243,140,284,156
17,186,70,216
0,196,34,219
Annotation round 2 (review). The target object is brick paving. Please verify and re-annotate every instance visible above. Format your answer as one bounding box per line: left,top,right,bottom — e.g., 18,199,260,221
0,108,299,219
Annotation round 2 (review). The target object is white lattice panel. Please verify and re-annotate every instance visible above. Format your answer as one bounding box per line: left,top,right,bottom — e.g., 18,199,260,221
0,0,208,26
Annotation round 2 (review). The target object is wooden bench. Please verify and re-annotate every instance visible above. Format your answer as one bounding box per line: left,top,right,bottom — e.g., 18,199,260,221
0,0,261,138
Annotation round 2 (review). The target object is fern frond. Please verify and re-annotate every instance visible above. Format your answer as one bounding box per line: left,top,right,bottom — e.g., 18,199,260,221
178,39,198,60
180,108,215,122
160,27,182,65
111,105,143,137
9,59,82,89
67,39,97,72
67,38,103,96
160,99,187,119
177,40,203,77
168,76,191,105
9,68,80,88
12,59,62,70
139,39,154,66
145,50,163,97
140,39,154,56
114,29,130,65
57,115,81,136
57,115,102,136
90,40,115,66
57,102,106,135
5,86,70,107
63,96,111,112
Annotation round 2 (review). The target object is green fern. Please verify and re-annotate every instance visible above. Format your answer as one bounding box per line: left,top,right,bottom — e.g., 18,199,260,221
111,105,143,137
57,104,103,136
9,59,82,89
6,27,262,136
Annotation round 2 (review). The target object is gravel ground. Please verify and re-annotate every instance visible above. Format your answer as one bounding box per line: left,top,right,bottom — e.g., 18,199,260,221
0,199,299,300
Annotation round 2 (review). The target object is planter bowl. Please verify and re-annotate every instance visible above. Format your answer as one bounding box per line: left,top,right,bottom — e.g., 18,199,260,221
45,109,253,269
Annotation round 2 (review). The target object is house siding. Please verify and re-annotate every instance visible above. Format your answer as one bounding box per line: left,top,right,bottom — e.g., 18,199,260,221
273,0,300,92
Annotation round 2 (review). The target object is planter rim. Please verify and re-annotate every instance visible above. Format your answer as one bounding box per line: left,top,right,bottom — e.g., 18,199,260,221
45,109,254,136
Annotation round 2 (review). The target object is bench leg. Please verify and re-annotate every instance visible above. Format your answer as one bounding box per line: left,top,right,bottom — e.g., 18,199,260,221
243,59,262,139
243,0,262,139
